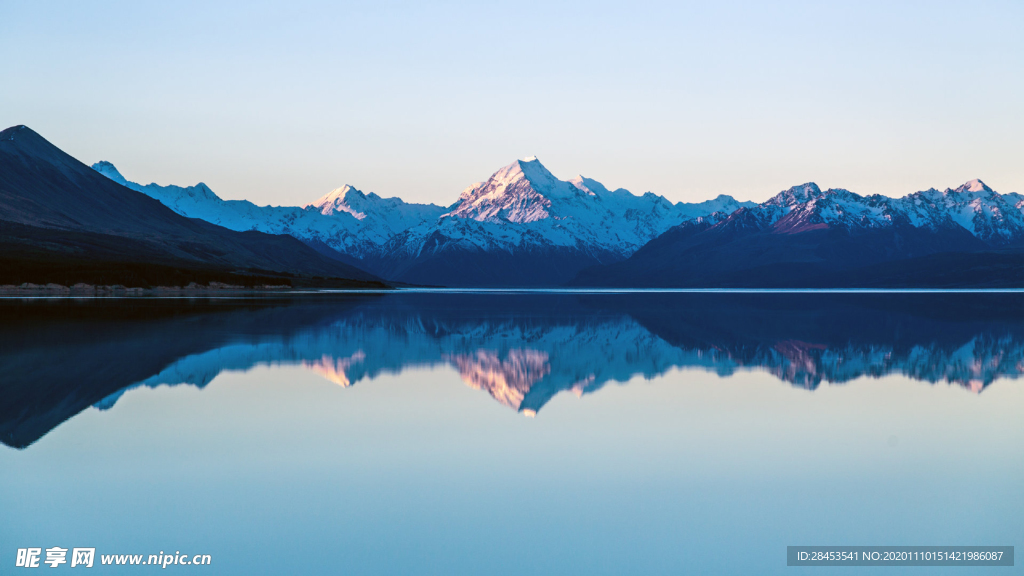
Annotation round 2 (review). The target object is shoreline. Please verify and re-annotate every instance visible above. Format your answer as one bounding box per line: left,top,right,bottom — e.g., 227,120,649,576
0,282,295,296
2,284,1022,298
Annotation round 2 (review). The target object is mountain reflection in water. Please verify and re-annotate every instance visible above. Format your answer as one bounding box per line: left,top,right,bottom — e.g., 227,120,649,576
1,292,1021,448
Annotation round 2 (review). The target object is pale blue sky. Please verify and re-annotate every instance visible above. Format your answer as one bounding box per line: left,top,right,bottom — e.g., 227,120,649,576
1,0,1021,205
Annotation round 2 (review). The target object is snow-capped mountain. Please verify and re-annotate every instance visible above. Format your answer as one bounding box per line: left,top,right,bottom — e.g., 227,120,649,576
361,157,757,284
437,157,751,251
92,157,753,285
573,179,1024,287
91,161,444,259
91,155,1022,287
306,184,448,241
714,179,1024,242
898,180,1024,242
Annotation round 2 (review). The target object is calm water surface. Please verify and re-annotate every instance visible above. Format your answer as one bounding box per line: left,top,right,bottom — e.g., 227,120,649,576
1,292,1022,574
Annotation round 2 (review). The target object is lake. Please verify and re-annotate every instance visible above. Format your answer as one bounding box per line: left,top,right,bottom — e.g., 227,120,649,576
1,291,1021,574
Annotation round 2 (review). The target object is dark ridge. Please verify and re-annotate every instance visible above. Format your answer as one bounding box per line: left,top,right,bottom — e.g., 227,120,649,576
570,217,1022,288
0,125,385,288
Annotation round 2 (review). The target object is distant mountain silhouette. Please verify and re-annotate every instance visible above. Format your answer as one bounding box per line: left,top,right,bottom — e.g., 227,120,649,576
0,125,383,287
2,292,1020,448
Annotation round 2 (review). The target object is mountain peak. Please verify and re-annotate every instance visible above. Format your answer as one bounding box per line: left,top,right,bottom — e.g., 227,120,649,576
956,179,993,194
506,156,557,186
0,124,31,141
481,156,557,186
0,125,57,149
0,125,56,153
308,185,368,219
315,184,360,201
446,157,572,223
568,175,607,196
766,182,823,206
90,161,129,186
0,124,97,178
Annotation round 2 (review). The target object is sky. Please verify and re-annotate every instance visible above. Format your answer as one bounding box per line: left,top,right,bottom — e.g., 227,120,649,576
1,0,1022,206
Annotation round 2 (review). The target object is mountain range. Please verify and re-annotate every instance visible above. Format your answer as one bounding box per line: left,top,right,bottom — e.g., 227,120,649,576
93,155,752,286
573,180,1024,287
94,147,1024,288
2,124,1021,288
